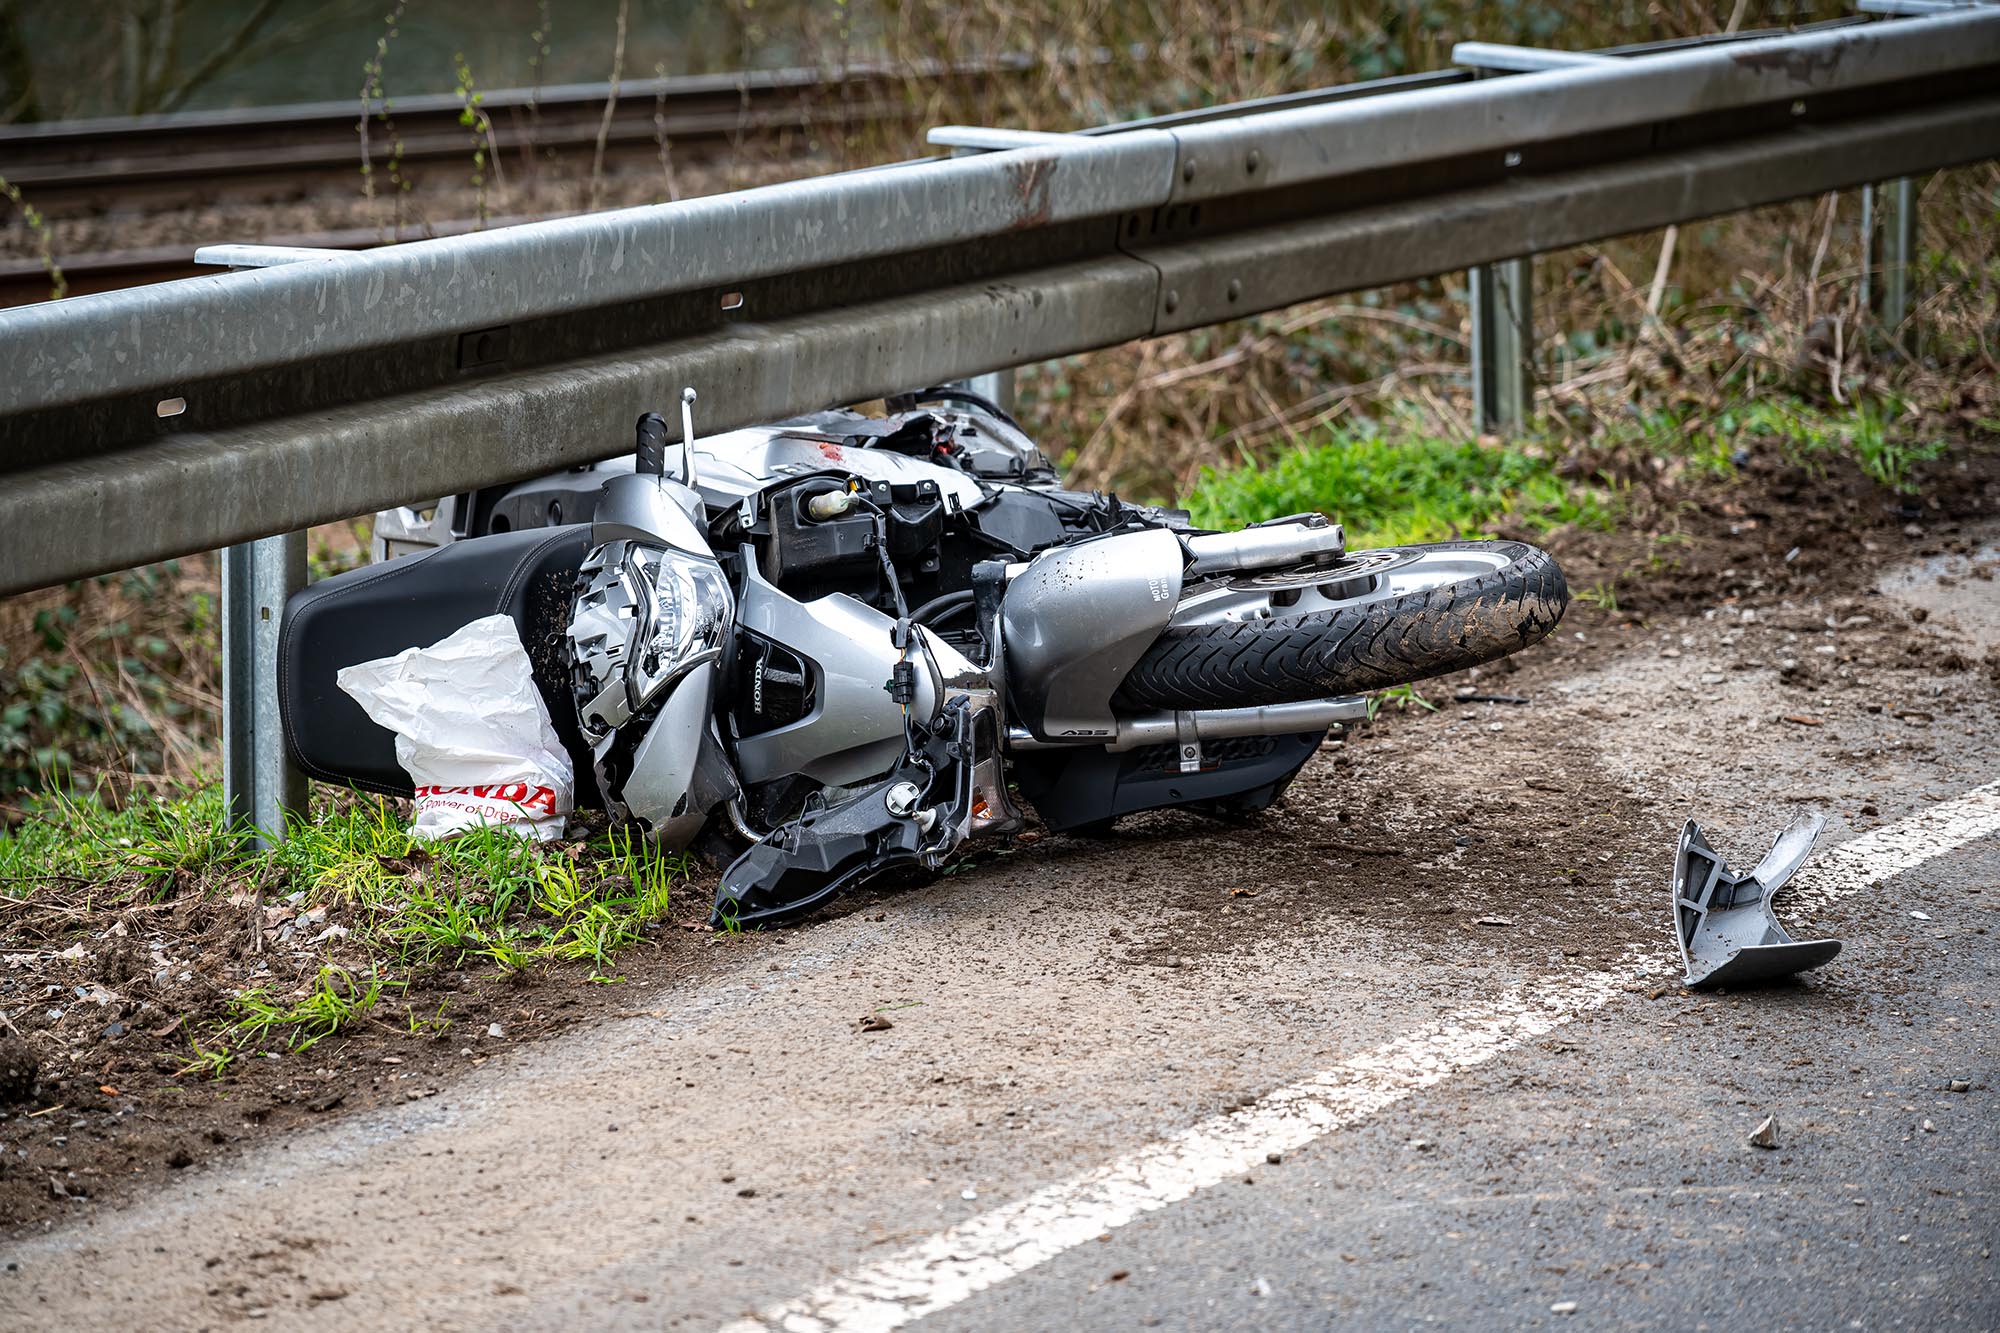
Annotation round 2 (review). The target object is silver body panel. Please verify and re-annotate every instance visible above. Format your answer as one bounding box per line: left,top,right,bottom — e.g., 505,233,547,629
730,557,910,787
592,471,708,548
999,527,1185,742
619,663,721,843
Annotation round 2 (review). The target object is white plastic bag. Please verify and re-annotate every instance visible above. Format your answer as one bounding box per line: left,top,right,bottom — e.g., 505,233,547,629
335,614,574,842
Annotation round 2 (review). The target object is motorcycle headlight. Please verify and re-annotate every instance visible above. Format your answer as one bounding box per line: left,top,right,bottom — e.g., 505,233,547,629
569,540,735,744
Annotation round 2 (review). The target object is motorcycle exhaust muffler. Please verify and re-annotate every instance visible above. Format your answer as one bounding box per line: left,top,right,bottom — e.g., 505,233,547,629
1182,517,1345,578
999,517,1346,587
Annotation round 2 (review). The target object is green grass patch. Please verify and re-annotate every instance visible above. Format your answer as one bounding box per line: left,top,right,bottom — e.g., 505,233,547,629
1186,390,1950,546
1730,397,1946,494
264,803,686,976
3,782,694,1054
5,780,696,1056
232,964,400,1052
1,781,242,891
1185,427,1614,547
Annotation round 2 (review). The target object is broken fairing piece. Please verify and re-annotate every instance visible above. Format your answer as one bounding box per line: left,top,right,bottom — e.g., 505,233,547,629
1671,811,1841,988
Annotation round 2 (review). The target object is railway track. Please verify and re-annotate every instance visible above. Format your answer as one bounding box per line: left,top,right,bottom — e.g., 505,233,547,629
0,58,1022,307
0,61,998,212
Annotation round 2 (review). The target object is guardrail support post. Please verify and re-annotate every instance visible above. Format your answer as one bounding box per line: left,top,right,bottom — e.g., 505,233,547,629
222,533,306,849
1469,257,1534,434
1862,177,1919,348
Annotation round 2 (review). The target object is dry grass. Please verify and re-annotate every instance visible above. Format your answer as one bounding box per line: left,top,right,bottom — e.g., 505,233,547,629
0,558,220,810
0,521,368,816
1014,166,1999,503
868,0,1852,137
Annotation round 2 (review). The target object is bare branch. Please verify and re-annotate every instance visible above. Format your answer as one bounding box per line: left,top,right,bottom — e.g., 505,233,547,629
154,0,284,114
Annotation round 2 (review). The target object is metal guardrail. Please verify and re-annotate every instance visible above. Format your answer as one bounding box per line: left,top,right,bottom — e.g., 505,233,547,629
3,10,1995,603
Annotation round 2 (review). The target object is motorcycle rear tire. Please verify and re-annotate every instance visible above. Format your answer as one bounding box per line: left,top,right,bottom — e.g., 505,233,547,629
1114,540,1567,710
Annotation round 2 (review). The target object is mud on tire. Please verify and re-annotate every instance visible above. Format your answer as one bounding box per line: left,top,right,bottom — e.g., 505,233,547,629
1114,540,1569,711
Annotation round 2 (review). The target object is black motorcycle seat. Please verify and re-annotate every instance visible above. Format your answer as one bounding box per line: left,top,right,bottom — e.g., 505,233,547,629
278,526,600,804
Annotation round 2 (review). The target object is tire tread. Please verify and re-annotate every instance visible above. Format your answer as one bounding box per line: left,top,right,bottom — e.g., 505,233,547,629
1115,540,1569,710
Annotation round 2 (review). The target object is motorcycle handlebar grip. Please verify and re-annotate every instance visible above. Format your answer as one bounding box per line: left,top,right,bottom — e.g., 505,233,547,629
635,412,670,477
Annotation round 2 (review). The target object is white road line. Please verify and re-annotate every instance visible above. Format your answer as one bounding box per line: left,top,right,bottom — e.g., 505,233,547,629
722,781,2000,1333
1787,779,2000,914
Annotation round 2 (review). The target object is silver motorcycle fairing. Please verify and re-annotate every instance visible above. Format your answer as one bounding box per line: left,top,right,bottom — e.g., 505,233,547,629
727,565,1005,801
729,552,910,787
713,615,1018,927
591,471,709,552
1000,526,1185,743
691,426,987,513
616,664,728,846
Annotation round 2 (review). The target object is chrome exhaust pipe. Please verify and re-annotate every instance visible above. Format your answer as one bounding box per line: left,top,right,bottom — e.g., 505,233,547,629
1182,518,1345,578
1008,697,1367,752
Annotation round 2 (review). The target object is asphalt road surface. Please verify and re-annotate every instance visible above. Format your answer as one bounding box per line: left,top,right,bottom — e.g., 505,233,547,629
3,533,1995,1331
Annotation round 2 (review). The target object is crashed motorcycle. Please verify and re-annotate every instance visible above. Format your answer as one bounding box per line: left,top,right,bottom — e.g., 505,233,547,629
279,387,1568,926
